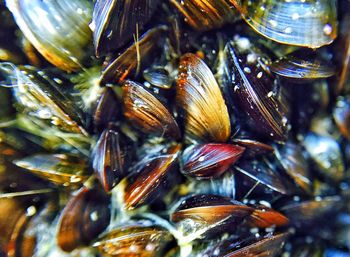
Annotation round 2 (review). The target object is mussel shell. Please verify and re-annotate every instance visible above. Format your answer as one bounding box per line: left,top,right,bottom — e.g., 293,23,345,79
101,26,167,83
0,189,54,256
247,205,289,228
0,64,87,135
232,138,274,158
234,0,337,48
143,67,173,89
181,143,245,179
281,196,342,228
122,80,180,139
57,186,110,252
93,87,120,134
224,41,288,141
176,53,231,142
275,142,312,193
202,232,289,257
270,49,336,81
14,154,91,187
7,0,92,71
123,144,180,210
235,159,292,195
93,220,173,257
92,128,131,192
303,133,344,181
171,194,253,240
170,0,238,31
92,0,159,57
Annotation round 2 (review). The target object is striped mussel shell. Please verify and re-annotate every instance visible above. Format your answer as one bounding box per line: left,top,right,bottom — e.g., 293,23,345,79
122,80,181,139
171,194,253,240
6,0,92,72
93,219,174,257
57,185,110,252
92,0,160,57
123,144,181,210
181,143,245,179
224,38,289,141
232,0,337,48
176,53,231,142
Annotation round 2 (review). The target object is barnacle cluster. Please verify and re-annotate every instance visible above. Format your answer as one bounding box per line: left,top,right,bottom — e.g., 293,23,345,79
0,0,350,256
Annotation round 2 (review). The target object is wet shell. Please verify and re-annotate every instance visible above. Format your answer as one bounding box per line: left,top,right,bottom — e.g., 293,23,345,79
92,0,159,57
275,142,312,193
248,205,289,228
171,194,253,240
233,0,337,48
224,41,288,141
235,160,291,195
14,154,91,187
176,53,231,142
93,87,120,134
101,26,167,83
281,196,342,227
303,132,344,181
92,128,130,192
57,186,110,252
123,144,180,210
7,0,92,71
170,0,238,31
181,143,245,179
93,220,173,257
270,49,336,81
203,232,289,257
122,80,181,139
0,64,87,135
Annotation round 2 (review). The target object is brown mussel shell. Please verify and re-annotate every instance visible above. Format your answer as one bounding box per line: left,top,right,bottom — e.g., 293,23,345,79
247,205,289,228
92,0,159,57
232,138,274,158
92,128,131,192
181,143,245,179
93,87,120,134
123,144,181,210
122,80,181,139
170,0,238,31
233,0,337,48
14,154,91,187
275,142,312,193
224,40,289,141
93,220,173,257
280,196,342,228
171,194,253,240
176,53,231,142
101,26,167,83
57,186,110,252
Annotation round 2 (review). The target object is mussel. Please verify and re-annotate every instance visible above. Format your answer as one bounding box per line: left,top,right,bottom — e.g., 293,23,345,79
176,53,231,142
57,185,110,252
92,0,159,57
93,220,174,257
233,0,337,48
6,0,92,71
181,143,245,179
122,80,181,139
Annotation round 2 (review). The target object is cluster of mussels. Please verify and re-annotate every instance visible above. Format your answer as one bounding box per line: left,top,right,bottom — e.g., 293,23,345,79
0,0,350,256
